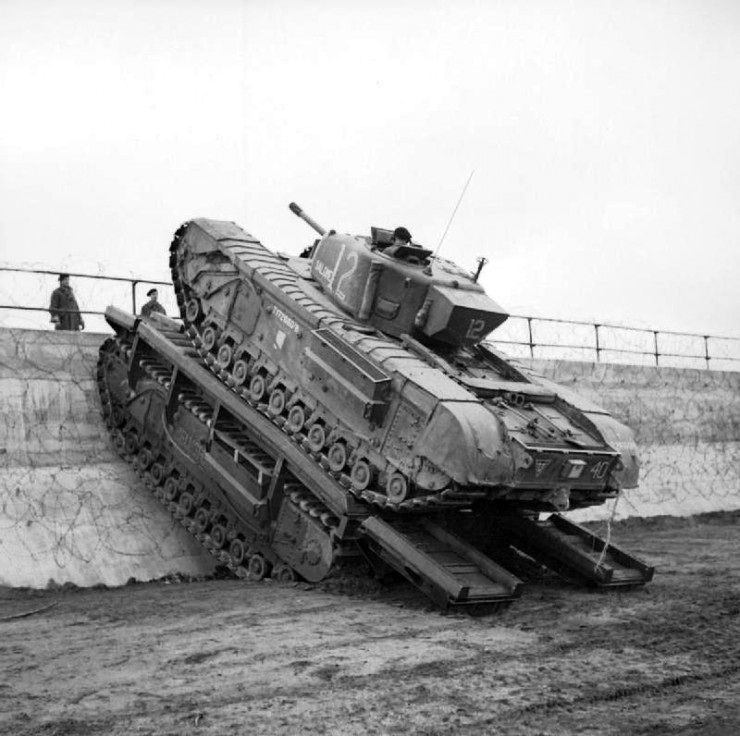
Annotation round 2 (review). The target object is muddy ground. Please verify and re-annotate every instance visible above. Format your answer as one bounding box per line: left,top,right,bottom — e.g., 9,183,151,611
1,512,738,736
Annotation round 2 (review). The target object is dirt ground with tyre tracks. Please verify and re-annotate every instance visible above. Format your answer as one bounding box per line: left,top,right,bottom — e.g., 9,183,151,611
1,511,738,736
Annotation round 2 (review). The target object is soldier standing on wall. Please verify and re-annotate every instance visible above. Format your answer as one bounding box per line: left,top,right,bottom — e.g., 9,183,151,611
140,288,166,318
49,274,84,331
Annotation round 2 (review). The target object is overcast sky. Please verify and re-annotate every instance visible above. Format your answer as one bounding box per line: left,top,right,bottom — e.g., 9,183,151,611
1,0,739,341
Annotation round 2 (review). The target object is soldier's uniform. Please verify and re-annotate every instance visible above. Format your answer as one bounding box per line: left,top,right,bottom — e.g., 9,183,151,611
49,283,83,331
141,299,166,318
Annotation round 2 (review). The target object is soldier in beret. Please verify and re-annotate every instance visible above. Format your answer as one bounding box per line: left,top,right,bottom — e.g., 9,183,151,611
384,226,422,259
49,274,84,331
140,288,166,319
392,226,413,246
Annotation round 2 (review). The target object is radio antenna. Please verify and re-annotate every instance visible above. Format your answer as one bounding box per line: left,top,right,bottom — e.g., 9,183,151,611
434,169,475,257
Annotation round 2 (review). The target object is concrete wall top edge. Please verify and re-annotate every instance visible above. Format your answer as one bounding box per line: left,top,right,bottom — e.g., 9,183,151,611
523,357,740,384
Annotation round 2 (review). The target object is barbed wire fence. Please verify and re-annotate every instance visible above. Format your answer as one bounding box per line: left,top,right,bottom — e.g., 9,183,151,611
2,266,738,370
0,327,213,587
0,266,738,585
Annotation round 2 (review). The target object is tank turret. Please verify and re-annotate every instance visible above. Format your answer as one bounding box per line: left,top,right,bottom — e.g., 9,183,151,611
290,203,508,347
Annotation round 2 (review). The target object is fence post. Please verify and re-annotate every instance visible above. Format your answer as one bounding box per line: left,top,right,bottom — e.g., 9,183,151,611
704,336,710,369
527,317,534,359
131,280,139,315
653,330,660,366
594,323,601,362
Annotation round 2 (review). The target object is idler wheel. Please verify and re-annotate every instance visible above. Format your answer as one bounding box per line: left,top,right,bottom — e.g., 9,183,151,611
137,448,153,469
217,343,233,369
193,507,211,534
327,442,348,472
350,460,373,490
232,359,249,386
201,325,218,352
150,462,165,485
163,477,180,501
307,424,326,452
247,554,271,581
178,491,195,516
268,388,286,416
124,432,139,455
185,298,202,323
229,538,248,566
286,405,306,433
210,523,227,549
249,374,266,402
386,472,410,503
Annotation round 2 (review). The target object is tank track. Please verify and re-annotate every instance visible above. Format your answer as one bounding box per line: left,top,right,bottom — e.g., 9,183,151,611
168,225,485,513
96,334,340,584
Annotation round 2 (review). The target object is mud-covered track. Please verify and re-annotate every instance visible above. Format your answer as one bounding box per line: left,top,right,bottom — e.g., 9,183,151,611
97,333,338,585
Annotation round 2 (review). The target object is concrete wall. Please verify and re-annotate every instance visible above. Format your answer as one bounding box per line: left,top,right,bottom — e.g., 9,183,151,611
0,328,215,588
524,359,740,521
1,327,737,588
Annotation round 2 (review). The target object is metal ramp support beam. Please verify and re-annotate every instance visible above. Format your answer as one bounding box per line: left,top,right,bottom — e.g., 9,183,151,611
360,517,522,609
496,513,655,588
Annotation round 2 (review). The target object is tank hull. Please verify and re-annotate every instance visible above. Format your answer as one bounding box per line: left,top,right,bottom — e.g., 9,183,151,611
169,218,638,513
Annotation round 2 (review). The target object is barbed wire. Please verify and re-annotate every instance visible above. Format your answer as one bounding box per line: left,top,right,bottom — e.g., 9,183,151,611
0,328,209,585
1,266,737,371
1,320,738,583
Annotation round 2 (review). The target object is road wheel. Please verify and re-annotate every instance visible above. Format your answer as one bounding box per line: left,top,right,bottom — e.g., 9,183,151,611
307,424,326,452
185,298,202,323
112,429,126,454
111,406,126,427
193,507,211,534
229,538,248,566
210,524,227,549
232,359,249,386
247,554,271,581
249,374,266,402
268,388,286,416
137,447,153,469
286,405,306,433
351,460,373,490
328,442,347,472
178,491,195,516
150,462,165,485
274,564,297,583
386,472,410,503
201,325,218,352
217,343,233,369
163,476,180,501
124,432,139,455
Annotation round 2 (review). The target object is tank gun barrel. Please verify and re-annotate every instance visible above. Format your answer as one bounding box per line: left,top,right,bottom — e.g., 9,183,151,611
289,202,326,236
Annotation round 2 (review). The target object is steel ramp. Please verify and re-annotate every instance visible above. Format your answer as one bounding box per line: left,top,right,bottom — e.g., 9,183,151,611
360,517,522,609
497,513,654,588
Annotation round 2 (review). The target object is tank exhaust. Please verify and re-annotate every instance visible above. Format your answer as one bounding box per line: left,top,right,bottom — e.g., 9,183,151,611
289,202,326,236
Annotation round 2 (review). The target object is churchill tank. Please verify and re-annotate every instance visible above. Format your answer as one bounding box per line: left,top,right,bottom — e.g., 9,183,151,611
97,203,652,611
